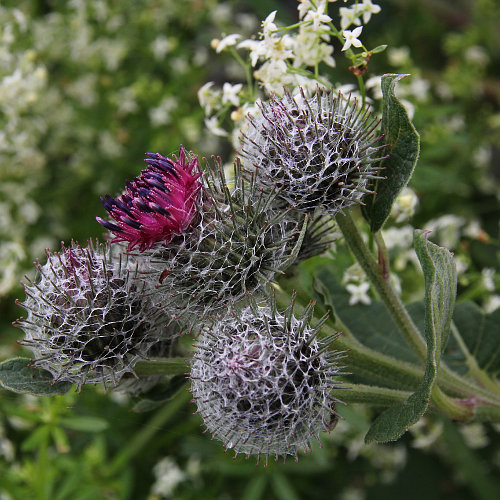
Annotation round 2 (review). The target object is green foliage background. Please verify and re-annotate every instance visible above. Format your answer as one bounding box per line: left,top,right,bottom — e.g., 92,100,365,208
1,1,499,499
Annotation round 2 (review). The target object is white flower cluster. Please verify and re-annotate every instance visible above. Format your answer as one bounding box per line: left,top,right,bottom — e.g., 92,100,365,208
3,0,236,297
150,456,200,498
0,7,49,295
199,0,382,146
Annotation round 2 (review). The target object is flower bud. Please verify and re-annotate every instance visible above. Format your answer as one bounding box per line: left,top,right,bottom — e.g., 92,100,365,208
190,296,344,462
240,88,385,215
14,241,168,390
142,159,304,330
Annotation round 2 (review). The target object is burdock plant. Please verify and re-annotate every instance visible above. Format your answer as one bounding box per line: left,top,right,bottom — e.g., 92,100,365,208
14,240,168,390
240,88,385,215
190,295,344,463
140,158,307,329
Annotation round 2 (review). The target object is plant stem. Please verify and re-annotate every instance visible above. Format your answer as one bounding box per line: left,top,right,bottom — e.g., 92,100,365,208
357,74,366,107
334,211,500,408
135,357,187,377
332,383,411,406
108,388,191,475
431,385,474,421
325,324,424,390
450,321,500,395
335,211,427,360
438,368,500,407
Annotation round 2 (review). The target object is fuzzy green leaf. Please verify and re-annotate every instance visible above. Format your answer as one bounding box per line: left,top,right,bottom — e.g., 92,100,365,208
362,73,420,232
365,231,457,442
0,357,73,396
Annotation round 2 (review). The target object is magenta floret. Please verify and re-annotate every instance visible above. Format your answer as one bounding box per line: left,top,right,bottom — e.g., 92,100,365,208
97,146,202,251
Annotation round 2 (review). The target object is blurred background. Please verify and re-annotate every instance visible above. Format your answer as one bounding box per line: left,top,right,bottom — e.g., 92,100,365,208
1,1,499,498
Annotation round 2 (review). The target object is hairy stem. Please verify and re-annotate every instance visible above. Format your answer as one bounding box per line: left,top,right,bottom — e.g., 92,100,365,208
108,388,191,475
332,383,411,406
334,211,500,408
135,357,187,377
335,211,427,360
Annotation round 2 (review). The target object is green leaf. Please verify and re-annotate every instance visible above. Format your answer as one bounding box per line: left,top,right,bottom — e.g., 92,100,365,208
60,416,109,432
362,73,420,232
313,270,420,365
365,231,457,442
21,424,51,451
242,476,268,500
445,302,500,376
271,474,300,500
0,358,72,396
371,44,388,54
131,374,187,413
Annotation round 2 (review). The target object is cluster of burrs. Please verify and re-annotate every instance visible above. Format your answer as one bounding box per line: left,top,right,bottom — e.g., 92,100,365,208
15,88,384,459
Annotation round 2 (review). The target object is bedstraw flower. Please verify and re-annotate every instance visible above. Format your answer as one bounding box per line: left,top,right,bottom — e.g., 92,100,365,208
190,295,345,463
240,88,385,215
97,147,202,251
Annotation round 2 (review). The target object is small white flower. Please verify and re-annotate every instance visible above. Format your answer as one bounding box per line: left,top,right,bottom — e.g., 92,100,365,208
390,187,419,223
262,11,278,36
150,96,177,126
151,457,186,497
484,295,500,313
342,27,363,51
463,220,482,239
340,6,362,30
382,226,415,250
472,146,492,169
407,77,430,101
425,214,465,249
482,268,496,292
221,82,243,107
464,45,489,66
253,59,288,92
198,81,221,115
459,423,489,449
454,256,468,275
304,2,332,31
150,35,173,60
346,282,371,306
237,38,263,66
388,46,410,67
361,0,381,24
297,0,314,20
215,33,242,53
205,116,228,137
342,263,366,285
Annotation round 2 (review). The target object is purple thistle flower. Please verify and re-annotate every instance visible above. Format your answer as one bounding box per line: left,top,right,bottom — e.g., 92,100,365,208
97,146,202,251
